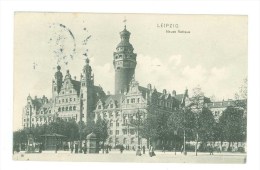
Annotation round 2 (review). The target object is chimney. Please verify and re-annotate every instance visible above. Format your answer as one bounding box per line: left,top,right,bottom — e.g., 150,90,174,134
163,89,167,95
147,83,152,90
172,90,176,96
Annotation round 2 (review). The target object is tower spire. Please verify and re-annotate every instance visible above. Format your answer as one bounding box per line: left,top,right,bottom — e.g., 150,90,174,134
123,17,127,29
113,22,137,94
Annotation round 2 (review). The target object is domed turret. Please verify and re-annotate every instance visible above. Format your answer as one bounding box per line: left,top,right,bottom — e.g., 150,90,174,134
113,25,137,94
54,65,63,94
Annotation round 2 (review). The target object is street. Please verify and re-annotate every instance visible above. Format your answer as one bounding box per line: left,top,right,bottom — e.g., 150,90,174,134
13,150,246,163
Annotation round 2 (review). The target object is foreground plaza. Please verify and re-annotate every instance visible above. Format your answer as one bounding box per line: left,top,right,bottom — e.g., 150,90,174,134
13,150,246,164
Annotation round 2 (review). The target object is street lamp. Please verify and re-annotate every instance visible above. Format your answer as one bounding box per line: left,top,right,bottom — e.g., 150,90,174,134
174,130,177,155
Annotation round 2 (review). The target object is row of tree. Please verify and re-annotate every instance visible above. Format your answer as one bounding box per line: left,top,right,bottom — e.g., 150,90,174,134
137,81,247,154
13,115,108,152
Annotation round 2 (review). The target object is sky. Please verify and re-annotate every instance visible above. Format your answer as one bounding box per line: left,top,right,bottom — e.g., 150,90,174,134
14,13,247,130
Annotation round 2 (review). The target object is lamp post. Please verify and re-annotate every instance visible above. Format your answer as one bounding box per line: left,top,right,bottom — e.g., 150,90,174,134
174,130,177,155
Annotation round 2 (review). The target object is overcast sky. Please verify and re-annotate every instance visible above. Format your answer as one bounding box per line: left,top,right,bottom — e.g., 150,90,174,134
14,13,247,130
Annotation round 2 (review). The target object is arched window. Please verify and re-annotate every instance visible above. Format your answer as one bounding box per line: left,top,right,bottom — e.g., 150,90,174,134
69,106,72,111
66,107,68,111
73,106,76,110
58,107,61,112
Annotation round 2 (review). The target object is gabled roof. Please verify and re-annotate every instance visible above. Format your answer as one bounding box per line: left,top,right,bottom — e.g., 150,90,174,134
138,86,150,99
71,80,81,95
175,94,184,102
103,94,125,109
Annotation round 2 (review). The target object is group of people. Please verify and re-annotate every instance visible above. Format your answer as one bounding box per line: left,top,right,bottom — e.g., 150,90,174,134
135,145,156,157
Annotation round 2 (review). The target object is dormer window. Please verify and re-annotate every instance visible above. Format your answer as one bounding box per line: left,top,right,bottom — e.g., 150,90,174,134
98,105,102,109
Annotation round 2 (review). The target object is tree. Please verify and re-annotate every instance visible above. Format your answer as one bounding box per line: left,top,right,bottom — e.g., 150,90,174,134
197,108,215,148
190,86,204,156
93,115,109,153
219,106,245,150
140,102,174,149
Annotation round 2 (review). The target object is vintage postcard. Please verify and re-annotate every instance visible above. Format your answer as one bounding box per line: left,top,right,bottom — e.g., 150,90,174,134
13,12,247,163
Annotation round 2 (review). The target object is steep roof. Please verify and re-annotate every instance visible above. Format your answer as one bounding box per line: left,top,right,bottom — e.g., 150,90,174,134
175,94,184,102
71,80,81,95
103,94,125,109
138,86,150,99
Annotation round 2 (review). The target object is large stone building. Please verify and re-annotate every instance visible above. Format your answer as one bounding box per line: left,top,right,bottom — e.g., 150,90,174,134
22,25,241,148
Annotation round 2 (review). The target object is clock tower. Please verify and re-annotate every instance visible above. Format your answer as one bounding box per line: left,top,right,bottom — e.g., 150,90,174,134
113,25,137,94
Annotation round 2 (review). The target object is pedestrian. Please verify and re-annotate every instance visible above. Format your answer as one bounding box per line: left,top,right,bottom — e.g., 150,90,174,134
39,143,42,153
132,146,135,151
181,145,184,154
149,145,155,157
120,145,124,153
136,146,142,156
70,142,74,153
55,143,59,153
75,143,78,154
209,145,214,155
142,145,145,154
162,146,165,153
83,143,87,154
106,145,109,154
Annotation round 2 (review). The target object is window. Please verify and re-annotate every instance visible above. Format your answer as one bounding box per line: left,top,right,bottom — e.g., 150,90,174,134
49,110,51,113
130,129,135,135
123,138,127,144
73,106,76,110
127,99,129,104
66,107,68,111
131,138,135,144
74,98,76,101
66,99,68,103
110,122,113,127
58,107,61,112
70,98,72,102
110,130,113,135
115,138,119,144
137,98,140,103
123,129,127,135
54,87,56,91
110,104,113,108
32,118,34,121
98,105,101,109
131,98,135,103
116,130,119,135
62,107,64,111
62,99,64,103
40,118,42,122
59,100,61,103
82,114,84,118
24,119,26,122
69,106,72,111
116,112,119,117
70,90,72,94
36,118,38,121
41,111,43,114
116,121,119,127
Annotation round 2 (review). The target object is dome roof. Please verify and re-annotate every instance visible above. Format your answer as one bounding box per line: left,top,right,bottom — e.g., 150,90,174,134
116,41,133,49
120,27,131,36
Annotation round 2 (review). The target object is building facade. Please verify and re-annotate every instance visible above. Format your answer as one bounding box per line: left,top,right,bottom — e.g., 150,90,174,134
22,25,243,148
